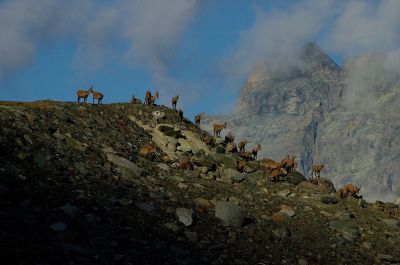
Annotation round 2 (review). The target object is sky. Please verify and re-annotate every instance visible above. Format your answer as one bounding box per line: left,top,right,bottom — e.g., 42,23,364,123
1,0,400,119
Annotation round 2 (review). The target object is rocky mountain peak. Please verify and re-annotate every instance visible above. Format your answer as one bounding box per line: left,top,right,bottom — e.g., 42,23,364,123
236,43,343,115
300,42,339,70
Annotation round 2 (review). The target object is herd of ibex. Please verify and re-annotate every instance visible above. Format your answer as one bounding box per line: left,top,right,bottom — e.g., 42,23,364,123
76,86,103,104
77,86,361,199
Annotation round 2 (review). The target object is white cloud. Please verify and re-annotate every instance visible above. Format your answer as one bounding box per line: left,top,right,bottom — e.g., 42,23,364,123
222,0,336,80
0,0,90,79
328,0,400,55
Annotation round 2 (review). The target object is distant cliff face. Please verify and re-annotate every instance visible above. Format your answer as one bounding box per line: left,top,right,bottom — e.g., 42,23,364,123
237,43,343,115
203,43,400,201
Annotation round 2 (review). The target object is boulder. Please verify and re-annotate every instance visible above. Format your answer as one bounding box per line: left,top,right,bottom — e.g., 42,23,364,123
222,168,244,183
177,130,211,155
192,155,217,171
214,154,238,170
157,124,181,138
215,201,247,227
243,161,260,173
286,171,307,185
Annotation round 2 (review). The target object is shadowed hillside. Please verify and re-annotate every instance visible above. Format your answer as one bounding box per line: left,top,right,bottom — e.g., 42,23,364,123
1,101,400,265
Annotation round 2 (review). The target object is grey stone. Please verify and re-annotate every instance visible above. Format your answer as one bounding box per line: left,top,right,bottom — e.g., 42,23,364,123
164,222,180,232
60,203,80,218
214,154,238,170
176,208,194,226
135,202,155,212
157,163,170,171
118,198,134,206
329,221,360,241
215,201,247,227
286,172,307,185
158,124,181,138
184,231,198,242
277,189,291,197
106,153,143,177
321,196,338,204
243,161,260,173
382,219,400,228
376,254,400,263
272,227,291,239
222,168,244,183
214,145,225,154
192,156,217,171
50,222,67,232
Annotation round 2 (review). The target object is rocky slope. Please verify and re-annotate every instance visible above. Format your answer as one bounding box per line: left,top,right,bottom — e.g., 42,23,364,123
203,43,400,201
1,101,400,264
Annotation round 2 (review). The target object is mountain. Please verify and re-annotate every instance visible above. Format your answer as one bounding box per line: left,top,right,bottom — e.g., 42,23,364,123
203,43,400,201
2,100,400,264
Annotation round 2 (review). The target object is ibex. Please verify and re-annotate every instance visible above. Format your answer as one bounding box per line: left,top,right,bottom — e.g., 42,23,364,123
131,95,142,104
281,154,297,173
139,145,157,160
269,168,287,182
224,132,234,144
338,184,361,199
312,164,324,178
238,139,248,152
238,151,253,161
194,114,201,128
148,91,159,105
77,86,93,103
145,91,152,105
92,89,104,104
172,95,179,110
213,122,227,138
237,160,246,172
178,155,194,170
261,158,282,172
251,144,261,160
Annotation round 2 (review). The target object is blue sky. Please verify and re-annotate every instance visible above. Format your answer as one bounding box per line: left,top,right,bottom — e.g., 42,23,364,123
0,0,399,119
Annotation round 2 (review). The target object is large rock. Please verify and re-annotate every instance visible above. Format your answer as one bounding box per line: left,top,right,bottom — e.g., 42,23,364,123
215,201,247,227
243,161,260,173
316,178,336,193
192,155,217,171
286,171,306,185
157,124,181,138
329,221,360,241
214,154,238,170
103,147,143,177
222,168,244,183
177,130,211,155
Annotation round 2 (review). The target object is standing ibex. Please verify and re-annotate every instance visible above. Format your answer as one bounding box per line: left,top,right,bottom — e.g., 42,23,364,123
194,114,201,128
172,95,179,110
145,91,152,105
251,144,261,160
281,154,297,173
92,89,104,104
224,132,234,144
148,91,159,105
312,164,324,178
337,183,361,199
77,86,93,103
238,139,248,152
213,122,227,137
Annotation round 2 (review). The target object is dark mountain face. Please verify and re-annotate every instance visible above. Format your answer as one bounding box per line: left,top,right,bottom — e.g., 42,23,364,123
236,43,343,116
204,43,400,201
